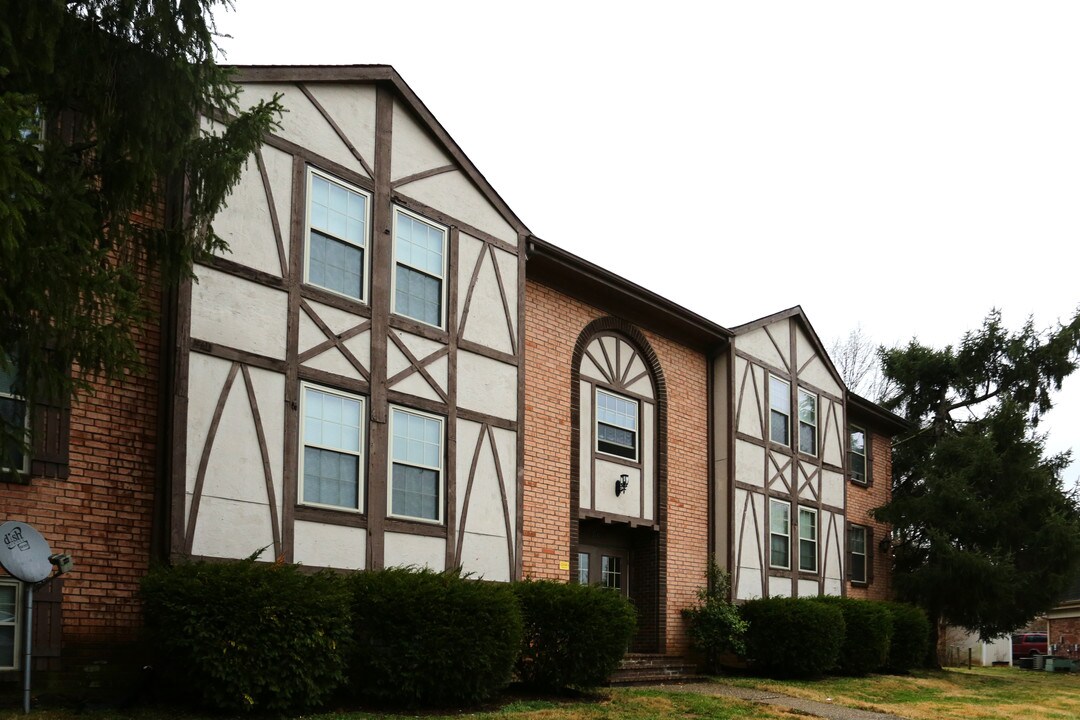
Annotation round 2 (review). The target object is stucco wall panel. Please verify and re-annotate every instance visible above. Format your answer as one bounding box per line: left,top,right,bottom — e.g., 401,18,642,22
401,171,517,244
293,520,366,571
306,83,377,173
190,267,287,359
457,351,517,420
383,532,445,571
213,162,282,277
189,496,275,560
390,99,452,182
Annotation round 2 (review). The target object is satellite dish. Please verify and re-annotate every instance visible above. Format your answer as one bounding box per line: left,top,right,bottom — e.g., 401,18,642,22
0,521,53,583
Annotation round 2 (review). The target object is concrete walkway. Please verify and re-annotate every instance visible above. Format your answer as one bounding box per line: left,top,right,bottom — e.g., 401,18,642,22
638,680,909,720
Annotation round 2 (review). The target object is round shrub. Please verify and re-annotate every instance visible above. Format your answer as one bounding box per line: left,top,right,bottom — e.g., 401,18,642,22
347,567,522,707
811,596,891,675
740,597,844,677
141,558,351,713
882,601,930,672
513,580,636,691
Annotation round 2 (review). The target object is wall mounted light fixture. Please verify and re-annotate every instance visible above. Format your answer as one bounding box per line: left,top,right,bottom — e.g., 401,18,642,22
616,473,629,497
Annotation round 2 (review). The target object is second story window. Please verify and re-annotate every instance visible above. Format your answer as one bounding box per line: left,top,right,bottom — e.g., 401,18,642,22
0,360,28,475
393,208,447,328
849,425,867,483
798,389,817,456
596,389,638,461
769,375,791,446
305,169,370,301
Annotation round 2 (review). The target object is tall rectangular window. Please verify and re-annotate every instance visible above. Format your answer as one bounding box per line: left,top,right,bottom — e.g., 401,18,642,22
799,507,818,572
596,389,638,460
769,375,790,446
601,555,622,590
305,169,370,301
577,552,590,585
769,499,790,569
301,384,365,510
798,389,817,456
0,360,28,474
0,580,19,670
849,425,867,483
849,524,868,583
390,407,444,522
393,208,446,328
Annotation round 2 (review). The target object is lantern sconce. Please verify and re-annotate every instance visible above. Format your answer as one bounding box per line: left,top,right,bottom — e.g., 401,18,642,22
616,473,629,497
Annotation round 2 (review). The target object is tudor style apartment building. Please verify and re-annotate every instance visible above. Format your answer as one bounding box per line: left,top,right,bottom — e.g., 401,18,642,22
1,65,906,682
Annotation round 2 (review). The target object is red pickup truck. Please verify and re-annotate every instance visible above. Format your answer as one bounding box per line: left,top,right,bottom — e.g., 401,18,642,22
1012,632,1048,659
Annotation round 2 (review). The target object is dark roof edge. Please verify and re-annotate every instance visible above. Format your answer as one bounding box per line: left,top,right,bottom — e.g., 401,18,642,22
848,392,912,434
228,64,530,237
526,237,732,348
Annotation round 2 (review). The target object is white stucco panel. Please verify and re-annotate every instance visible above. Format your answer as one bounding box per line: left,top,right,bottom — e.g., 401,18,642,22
823,578,843,596
189,495,275,560
798,463,818,503
262,145,294,271
798,579,819,598
185,354,235,495
306,84,377,176
239,83,365,176
456,232,483,322
820,469,844,509
398,330,446,364
292,520,366,571
386,337,411,380
391,354,447,403
593,460,643,519
458,426,513,538
459,532,511,582
191,267,287,359
821,398,843,467
735,488,764,577
795,324,842,396
302,344,365,382
461,244,514,355
457,351,517,420
212,159,282,277
769,576,792,598
580,354,606,385
401,171,517,244
455,419,483,521
579,381,593,508
625,355,653,397
735,439,766,488
383,532,445,571
735,360,765,440
767,450,792,493
390,99,453,182
736,321,789,371
642,403,654,521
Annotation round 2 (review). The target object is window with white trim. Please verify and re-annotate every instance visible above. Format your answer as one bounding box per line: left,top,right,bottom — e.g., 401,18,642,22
305,168,371,301
769,499,790,569
848,524,868,583
849,425,867,483
389,406,444,522
0,359,28,474
393,207,447,328
596,388,638,461
769,375,790,446
0,580,19,670
798,389,817,456
300,384,365,511
799,507,818,573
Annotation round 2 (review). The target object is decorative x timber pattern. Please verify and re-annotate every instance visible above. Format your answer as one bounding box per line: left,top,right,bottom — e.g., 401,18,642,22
798,463,820,502
456,424,515,579
185,363,282,558
768,452,792,493
298,299,372,381
386,330,449,402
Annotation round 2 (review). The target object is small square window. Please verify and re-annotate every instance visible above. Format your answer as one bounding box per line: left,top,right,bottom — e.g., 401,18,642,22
798,389,817,456
799,507,818,573
769,499,790,569
305,169,371,301
389,407,444,522
769,375,790,446
596,389,638,460
300,384,365,511
393,208,447,328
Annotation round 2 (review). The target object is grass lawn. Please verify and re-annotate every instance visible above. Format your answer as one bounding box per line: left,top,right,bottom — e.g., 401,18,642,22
1,689,800,720
720,665,1080,720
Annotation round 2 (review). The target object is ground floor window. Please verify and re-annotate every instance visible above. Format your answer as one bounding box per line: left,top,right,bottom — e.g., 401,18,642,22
0,580,19,670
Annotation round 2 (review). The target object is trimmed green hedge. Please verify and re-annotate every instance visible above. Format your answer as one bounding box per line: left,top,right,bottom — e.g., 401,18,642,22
347,567,522,707
141,558,351,713
740,597,844,677
882,601,930,672
513,580,636,691
812,596,891,675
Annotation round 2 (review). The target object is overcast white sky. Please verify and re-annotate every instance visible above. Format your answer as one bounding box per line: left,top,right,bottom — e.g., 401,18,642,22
216,1,1080,485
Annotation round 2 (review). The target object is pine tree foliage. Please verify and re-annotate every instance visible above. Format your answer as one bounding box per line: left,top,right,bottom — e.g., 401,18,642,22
0,1,281,448
875,309,1080,639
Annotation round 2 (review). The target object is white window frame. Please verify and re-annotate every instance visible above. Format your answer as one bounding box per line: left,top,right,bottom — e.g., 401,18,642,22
799,506,818,573
849,424,868,484
594,387,639,462
849,524,868,584
798,388,818,457
304,167,372,303
388,405,445,524
0,359,29,475
769,499,791,569
298,382,366,513
391,206,448,329
768,375,791,446
0,578,21,671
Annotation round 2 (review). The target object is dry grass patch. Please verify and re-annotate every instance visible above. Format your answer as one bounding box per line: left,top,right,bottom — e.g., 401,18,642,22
720,666,1080,720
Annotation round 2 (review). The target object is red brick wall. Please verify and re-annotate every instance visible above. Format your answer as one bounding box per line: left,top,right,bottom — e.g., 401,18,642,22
845,428,892,601
523,279,709,653
1048,616,1080,659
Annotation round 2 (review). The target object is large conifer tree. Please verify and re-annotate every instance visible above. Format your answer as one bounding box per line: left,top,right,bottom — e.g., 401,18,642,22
0,1,280,453
876,310,1080,642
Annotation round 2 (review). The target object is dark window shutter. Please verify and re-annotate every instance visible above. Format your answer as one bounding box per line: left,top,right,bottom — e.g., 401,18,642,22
845,522,853,580
32,578,64,671
31,391,70,479
867,526,875,583
865,433,874,486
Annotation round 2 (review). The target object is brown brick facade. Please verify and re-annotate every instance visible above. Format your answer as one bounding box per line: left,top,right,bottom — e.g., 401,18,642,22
844,429,892,601
523,278,709,654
